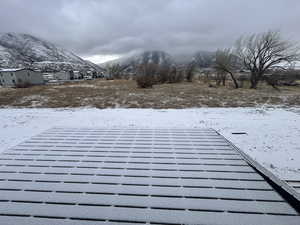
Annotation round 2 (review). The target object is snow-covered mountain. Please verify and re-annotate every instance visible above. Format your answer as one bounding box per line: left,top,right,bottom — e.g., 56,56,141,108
0,33,102,71
192,51,215,67
101,50,174,67
101,50,216,69
133,51,173,66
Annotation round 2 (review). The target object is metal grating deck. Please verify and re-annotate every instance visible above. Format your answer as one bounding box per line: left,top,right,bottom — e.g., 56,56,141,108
0,127,299,225
286,180,300,193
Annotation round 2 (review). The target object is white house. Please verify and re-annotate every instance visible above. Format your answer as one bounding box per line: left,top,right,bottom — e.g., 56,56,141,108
42,73,55,82
42,71,71,83
0,68,44,87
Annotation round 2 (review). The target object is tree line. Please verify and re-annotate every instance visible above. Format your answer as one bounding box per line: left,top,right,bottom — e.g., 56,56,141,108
106,31,300,89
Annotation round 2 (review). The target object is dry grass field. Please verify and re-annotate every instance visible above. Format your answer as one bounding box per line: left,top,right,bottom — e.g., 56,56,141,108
0,79,299,108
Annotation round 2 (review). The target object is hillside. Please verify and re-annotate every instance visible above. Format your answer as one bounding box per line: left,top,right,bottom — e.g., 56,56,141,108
101,50,216,68
0,33,102,71
101,50,174,67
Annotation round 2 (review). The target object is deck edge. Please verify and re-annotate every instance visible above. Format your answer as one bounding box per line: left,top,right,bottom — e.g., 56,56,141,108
215,130,300,213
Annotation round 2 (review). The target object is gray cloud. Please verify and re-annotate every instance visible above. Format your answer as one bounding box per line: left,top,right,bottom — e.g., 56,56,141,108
0,0,299,57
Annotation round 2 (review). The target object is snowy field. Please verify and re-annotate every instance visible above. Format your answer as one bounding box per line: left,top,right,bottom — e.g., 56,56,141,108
0,107,299,181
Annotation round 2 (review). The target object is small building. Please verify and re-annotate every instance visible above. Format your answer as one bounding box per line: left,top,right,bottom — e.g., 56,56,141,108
0,68,44,88
42,71,71,83
53,71,71,81
73,71,83,79
42,73,55,82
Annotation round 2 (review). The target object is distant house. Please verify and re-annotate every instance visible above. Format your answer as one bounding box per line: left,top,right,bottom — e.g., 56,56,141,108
0,68,44,87
42,71,71,83
53,71,71,81
73,71,81,79
73,71,85,79
42,73,55,82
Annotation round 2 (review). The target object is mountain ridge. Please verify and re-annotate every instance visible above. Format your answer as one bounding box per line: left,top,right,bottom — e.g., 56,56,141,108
99,50,216,67
0,33,102,71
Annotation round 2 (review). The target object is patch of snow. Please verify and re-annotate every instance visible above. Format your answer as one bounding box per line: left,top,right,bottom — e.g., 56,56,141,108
16,95,49,107
0,68,25,72
0,107,299,180
52,84,97,89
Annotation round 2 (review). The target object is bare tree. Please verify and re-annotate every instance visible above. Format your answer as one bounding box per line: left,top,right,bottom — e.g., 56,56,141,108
265,65,300,89
155,64,172,84
214,71,227,86
214,49,239,88
136,63,158,88
236,31,299,88
185,62,196,82
193,51,215,68
167,66,185,83
105,64,128,79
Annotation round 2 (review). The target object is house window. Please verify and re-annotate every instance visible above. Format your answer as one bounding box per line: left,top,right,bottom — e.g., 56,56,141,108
11,73,13,76
12,79,15,84
28,73,30,77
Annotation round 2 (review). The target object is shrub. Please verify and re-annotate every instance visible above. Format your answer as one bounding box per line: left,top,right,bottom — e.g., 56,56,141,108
136,63,157,88
135,63,185,88
167,67,184,83
156,65,185,84
185,63,196,82
156,65,171,84
136,74,156,88
106,64,126,80
15,82,32,88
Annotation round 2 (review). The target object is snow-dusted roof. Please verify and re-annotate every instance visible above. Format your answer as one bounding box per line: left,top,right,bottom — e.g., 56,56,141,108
0,68,26,72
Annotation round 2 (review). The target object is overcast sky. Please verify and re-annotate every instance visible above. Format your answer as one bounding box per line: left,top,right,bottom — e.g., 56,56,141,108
0,0,299,63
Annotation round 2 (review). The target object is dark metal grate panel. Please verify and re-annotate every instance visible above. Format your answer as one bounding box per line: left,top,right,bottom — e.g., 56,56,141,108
0,127,299,225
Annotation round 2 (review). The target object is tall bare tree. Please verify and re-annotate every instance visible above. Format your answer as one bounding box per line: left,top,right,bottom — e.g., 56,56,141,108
193,51,215,68
185,62,196,82
136,63,158,88
105,63,128,79
236,31,299,88
214,49,239,88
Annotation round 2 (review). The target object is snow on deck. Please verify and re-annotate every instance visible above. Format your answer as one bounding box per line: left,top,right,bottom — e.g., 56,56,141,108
0,107,299,181
0,127,298,225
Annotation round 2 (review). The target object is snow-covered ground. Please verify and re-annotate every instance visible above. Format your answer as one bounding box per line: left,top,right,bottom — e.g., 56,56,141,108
0,107,299,180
